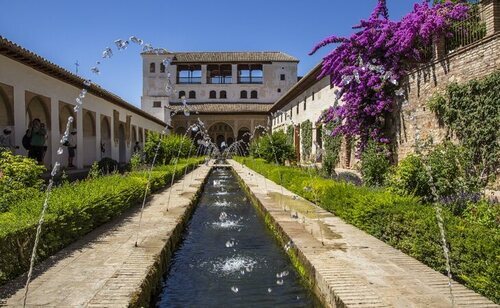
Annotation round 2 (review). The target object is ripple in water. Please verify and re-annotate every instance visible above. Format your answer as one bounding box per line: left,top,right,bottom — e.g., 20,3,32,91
206,256,258,276
211,219,242,229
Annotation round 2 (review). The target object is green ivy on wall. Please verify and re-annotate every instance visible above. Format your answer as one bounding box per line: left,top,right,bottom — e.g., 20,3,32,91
286,125,294,146
322,121,342,176
301,120,313,161
428,71,499,184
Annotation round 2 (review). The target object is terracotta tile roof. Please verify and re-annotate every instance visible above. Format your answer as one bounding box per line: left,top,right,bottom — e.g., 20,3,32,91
170,102,273,115
145,51,299,63
0,36,169,127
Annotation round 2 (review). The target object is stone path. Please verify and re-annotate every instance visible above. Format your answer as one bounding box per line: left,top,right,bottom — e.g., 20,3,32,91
229,160,498,308
0,164,211,307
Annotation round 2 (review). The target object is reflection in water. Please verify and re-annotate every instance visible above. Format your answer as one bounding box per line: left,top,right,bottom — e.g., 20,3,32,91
156,168,320,307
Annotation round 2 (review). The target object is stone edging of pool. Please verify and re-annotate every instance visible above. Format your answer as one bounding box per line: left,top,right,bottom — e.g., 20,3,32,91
228,159,498,308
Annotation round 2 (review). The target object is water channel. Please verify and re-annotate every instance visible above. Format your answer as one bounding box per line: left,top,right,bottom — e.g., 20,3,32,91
155,167,320,307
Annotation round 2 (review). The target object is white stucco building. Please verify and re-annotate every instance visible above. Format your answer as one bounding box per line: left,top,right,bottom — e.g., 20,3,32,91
141,51,298,147
270,64,354,167
0,36,168,169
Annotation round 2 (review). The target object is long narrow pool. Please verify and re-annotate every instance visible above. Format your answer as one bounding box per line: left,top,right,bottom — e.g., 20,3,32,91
155,167,320,307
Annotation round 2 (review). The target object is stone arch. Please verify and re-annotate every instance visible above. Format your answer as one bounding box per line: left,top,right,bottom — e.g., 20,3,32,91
83,110,96,166
131,125,138,147
26,96,51,166
100,116,112,159
0,87,13,127
208,122,235,148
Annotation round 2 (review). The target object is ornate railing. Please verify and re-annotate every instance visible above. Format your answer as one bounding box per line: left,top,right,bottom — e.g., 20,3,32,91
444,2,487,54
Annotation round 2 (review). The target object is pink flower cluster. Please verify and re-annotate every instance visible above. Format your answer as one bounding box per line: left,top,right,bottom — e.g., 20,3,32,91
311,0,469,153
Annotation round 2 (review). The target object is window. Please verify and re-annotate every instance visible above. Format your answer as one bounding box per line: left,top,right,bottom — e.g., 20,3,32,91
153,101,161,108
312,91,315,101
280,74,285,81
304,99,307,111
238,64,263,84
178,91,186,99
177,65,202,84
160,63,166,73
277,88,281,93
209,90,217,99
296,104,299,114
250,90,258,99
208,64,232,84
150,63,156,73
220,91,227,99
290,109,292,119
240,90,248,99
189,91,196,99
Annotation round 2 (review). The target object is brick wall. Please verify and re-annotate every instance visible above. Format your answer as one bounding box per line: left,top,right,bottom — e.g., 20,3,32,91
395,31,500,161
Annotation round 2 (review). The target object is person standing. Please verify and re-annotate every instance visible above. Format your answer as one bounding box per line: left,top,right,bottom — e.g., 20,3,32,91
133,141,141,154
0,128,18,152
66,129,77,168
27,118,47,164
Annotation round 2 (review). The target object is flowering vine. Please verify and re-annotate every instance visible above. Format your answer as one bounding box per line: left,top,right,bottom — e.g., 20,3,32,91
311,0,469,153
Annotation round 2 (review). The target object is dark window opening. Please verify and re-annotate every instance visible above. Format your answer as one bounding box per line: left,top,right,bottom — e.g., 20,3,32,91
208,64,232,84
240,90,248,99
177,65,202,84
277,88,281,93
209,90,217,99
304,100,307,111
178,91,186,99
160,63,166,73
153,101,161,108
296,104,299,114
312,91,315,100
150,63,156,73
189,91,196,99
238,64,263,84
280,74,285,81
250,90,258,99
220,91,227,99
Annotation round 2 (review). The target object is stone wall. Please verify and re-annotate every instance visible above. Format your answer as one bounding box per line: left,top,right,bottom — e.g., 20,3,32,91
396,32,500,161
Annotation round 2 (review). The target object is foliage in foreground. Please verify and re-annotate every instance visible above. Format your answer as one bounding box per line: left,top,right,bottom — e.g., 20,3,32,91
235,157,500,303
0,158,203,285
0,151,46,213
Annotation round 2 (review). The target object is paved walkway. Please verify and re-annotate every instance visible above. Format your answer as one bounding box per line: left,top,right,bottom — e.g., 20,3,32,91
0,164,211,307
229,160,498,308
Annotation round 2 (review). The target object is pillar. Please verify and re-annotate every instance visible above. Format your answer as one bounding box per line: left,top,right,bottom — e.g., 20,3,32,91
50,98,60,167
95,111,101,161
201,64,207,84
76,106,84,168
483,0,500,36
231,64,238,84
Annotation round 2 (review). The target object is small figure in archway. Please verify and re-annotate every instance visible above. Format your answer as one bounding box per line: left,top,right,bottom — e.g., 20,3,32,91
133,141,141,154
220,141,227,152
0,128,18,152
66,129,77,168
27,118,47,164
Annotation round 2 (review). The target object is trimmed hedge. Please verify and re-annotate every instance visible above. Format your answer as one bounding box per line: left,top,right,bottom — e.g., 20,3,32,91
235,157,500,303
0,158,203,285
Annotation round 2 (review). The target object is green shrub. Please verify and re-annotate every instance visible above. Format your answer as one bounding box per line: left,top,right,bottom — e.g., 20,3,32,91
360,141,391,187
249,131,295,164
463,200,499,229
144,133,193,165
0,158,203,285
387,154,430,198
98,157,118,174
0,151,45,212
235,157,500,303
130,152,143,171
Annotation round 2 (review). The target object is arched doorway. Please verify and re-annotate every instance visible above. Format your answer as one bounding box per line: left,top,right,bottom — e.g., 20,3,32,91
131,126,138,152
100,116,112,159
0,88,13,129
118,123,126,163
208,122,234,149
26,97,51,166
83,111,96,166
59,104,76,167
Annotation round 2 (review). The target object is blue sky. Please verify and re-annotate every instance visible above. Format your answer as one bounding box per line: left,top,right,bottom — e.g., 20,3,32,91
0,0,416,107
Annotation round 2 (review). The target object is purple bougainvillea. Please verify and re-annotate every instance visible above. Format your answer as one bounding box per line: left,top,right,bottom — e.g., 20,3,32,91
311,0,469,153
